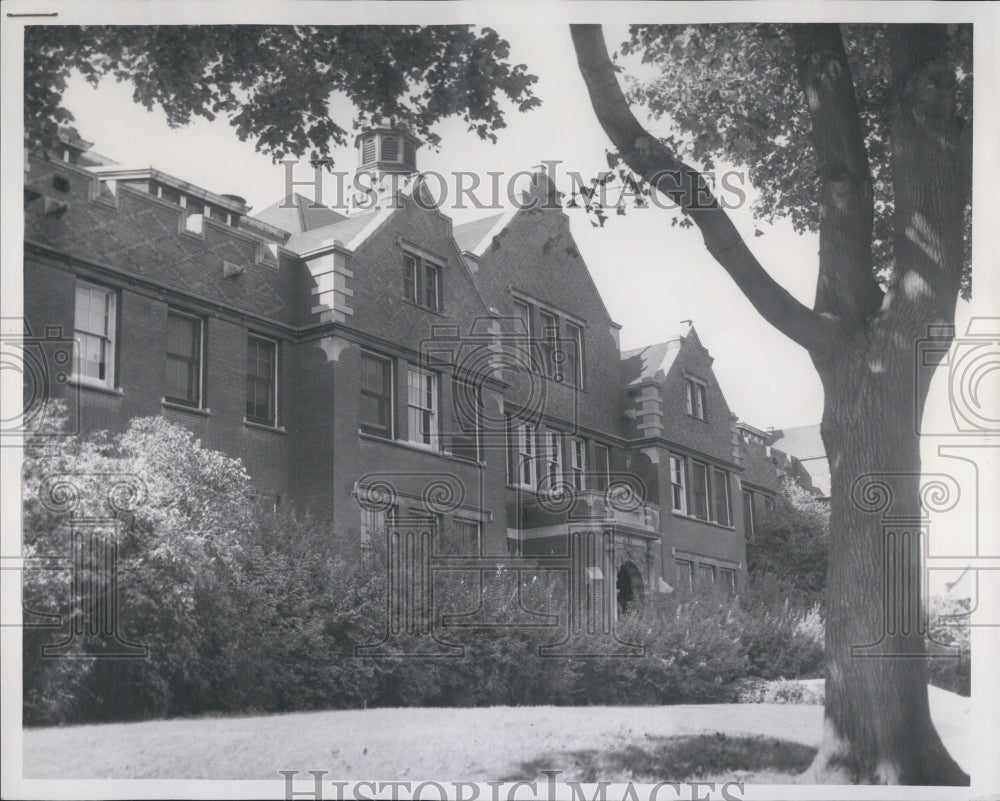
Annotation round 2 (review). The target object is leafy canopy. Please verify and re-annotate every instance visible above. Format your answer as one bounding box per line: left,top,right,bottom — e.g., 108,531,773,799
25,25,541,163
619,24,972,294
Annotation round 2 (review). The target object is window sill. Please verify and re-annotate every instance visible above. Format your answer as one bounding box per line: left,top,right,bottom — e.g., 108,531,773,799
402,298,445,317
243,418,285,434
162,399,210,417
672,511,736,531
686,414,709,424
67,375,123,397
358,431,485,467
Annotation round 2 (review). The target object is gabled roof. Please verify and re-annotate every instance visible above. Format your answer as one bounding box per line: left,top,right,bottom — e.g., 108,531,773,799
620,324,705,385
621,340,682,386
254,192,347,234
453,212,506,254
283,208,387,255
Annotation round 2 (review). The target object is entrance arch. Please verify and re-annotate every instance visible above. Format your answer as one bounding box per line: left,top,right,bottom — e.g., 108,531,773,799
616,561,645,614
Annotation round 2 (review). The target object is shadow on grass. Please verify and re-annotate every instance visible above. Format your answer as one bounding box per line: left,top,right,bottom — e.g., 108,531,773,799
504,733,817,783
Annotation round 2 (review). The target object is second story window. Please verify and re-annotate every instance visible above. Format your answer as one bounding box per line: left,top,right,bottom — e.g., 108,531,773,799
594,443,610,492
712,467,733,527
670,455,687,514
74,281,116,388
570,438,587,491
690,460,710,520
742,489,756,540
165,310,203,407
686,378,707,420
510,422,536,488
246,335,277,426
360,352,393,438
403,253,442,312
543,430,562,489
539,310,559,379
513,299,533,368
406,367,438,448
565,321,584,388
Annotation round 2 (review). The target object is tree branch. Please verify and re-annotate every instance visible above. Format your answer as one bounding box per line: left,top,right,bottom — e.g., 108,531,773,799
570,24,838,356
792,25,884,321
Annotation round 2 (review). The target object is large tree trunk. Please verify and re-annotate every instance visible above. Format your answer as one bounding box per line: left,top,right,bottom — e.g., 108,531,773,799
807,318,967,784
569,22,971,785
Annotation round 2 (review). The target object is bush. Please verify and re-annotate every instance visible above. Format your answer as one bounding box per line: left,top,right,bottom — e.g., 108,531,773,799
22,413,830,725
737,575,825,680
925,595,971,697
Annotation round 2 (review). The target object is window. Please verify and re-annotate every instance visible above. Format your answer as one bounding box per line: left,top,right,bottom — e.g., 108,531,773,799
246,336,277,426
669,456,687,514
720,568,737,595
453,518,481,555
742,490,756,540
711,467,732,527
165,311,203,407
513,299,534,370
565,321,584,388
594,444,611,493
698,563,717,588
512,422,536,488
686,378,707,420
74,282,116,387
676,559,694,592
569,438,587,491
407,368,438,448
539,310,558,379
360,352,393,438
403,253,442,312
360,505,390,568
543,431,562,489
451,380,483,462
765,496,775,512
690,461,710,520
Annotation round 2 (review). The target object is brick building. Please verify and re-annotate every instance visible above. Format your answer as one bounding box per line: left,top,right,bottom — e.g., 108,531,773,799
23,127,807,606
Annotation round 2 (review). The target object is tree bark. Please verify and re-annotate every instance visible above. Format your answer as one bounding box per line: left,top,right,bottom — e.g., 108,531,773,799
570,23,970,785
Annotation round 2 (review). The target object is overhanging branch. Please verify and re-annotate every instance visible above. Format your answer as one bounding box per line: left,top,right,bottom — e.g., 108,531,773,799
570,24,838,355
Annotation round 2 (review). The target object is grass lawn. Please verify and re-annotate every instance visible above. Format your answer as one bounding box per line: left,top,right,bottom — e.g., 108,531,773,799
22,686,968,783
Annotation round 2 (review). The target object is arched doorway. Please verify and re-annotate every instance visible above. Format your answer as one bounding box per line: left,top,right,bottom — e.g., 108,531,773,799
616,561,645,614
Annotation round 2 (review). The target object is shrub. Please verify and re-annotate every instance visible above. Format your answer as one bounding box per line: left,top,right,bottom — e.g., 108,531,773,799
737,575,825,680
925,595,971,696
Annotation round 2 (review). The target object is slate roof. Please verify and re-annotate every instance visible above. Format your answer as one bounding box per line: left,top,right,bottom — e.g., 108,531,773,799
254,192,347,235
453,213,506,254
282,209,385,255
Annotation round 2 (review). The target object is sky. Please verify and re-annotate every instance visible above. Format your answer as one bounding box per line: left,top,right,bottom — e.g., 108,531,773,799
54,21,982,437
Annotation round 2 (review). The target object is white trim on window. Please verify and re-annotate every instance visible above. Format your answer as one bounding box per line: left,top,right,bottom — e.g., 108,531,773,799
246,334,279,427
543,430,562,490
670,455,687,514
165,309,204,408
406,367,438,449
73,281,117,389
